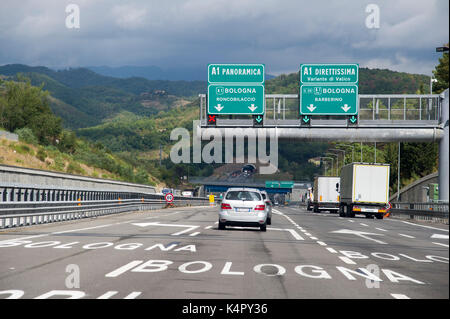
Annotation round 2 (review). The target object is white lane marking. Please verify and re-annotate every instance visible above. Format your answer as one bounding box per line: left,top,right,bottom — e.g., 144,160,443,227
310,237,318,240
189,232,200,237
398,234,415,239
331,229,387,245
105,260,143,278
317,241,327,246
124,292,142,299
0,211,185,244
431,234,449,240
326,247,338,253
432,242,449,248
204,226,213,230
389,220,449,232
305,233,312,236
97,291,118,299
375,227,388,232
268,228,304,241
360,223,368,227
348,220,355,223
391,293,410,299
131,222,200,236
339,256,356,265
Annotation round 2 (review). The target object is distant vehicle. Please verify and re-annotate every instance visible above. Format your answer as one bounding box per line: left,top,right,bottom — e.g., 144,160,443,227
306,187,314,211
182,191,193,197
260,190,272,225
162,188,173,195
337,163,390,219
242,164,256,173
173,189,182,196
312,176,340,213
218,188,268,231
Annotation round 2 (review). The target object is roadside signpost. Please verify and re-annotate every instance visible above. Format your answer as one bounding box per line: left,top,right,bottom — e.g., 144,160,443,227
165,193,174,203
207,64,265,115
300,64,359,121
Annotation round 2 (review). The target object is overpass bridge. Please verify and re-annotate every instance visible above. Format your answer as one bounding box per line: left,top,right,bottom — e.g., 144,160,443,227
197,90,449,202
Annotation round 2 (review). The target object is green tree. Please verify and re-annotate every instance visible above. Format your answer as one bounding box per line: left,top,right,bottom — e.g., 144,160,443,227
1,77,62,144
432,43,449,93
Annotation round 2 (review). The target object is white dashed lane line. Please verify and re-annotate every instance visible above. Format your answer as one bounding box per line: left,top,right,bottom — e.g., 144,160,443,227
391,293,410,299
189,232,201,236
398,233,415,239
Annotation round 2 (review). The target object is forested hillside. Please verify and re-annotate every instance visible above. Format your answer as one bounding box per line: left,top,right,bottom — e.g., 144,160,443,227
0,63,443,189
0,77,160,186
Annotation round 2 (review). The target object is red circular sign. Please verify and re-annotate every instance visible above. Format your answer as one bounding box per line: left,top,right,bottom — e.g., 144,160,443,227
165,193,174,203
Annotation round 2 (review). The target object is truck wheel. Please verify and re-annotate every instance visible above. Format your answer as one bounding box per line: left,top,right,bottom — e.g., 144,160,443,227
345,205,354,218
313,205,319,213
375,214,383,220
339,204,345,217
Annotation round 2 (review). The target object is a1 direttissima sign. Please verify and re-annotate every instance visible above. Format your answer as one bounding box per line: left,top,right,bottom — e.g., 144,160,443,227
300,64,359,116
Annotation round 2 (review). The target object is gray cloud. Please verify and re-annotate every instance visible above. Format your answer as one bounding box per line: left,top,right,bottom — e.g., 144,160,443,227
0,0,448,75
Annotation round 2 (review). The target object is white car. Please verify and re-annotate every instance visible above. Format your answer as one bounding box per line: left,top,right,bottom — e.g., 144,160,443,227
260,190,272,225
218,188,268,231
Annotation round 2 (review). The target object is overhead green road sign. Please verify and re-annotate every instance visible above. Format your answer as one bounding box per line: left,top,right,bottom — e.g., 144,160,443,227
300,64,358,84
279,181,294,188
300,84,358,115
208,84,264,115
265,181,280,188
265,181,294,188
208,64,265,84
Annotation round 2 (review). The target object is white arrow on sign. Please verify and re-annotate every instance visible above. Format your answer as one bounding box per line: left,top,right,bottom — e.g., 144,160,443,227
341,104,351,112
131,222,199,236
431,234,449,240
248,104,257,112
215,104,224,112
307,104,316,112
331,229,387,244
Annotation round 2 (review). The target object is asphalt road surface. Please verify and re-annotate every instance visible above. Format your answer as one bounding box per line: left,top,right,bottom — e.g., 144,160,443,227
0,205,448,299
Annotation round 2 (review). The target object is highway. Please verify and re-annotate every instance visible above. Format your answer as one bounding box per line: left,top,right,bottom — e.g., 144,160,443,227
0,205,448,299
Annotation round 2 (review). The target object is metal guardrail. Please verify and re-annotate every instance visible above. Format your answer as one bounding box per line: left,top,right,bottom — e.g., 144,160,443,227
390,202,449,224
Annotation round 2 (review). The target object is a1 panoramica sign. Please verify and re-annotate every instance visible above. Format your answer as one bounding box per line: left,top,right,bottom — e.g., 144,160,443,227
207,64,265,115
300,64,358,116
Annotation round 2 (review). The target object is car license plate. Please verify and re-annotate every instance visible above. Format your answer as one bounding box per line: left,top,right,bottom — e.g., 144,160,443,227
236,208,250,212
362,208,378,213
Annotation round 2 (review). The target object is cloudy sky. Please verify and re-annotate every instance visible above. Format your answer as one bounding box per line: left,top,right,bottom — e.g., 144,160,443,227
0,0,448,76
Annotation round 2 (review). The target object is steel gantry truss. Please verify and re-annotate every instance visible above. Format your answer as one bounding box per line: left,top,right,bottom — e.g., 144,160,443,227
197,90,449,201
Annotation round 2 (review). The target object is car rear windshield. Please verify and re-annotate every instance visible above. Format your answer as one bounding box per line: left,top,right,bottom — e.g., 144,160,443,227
225,191,261,201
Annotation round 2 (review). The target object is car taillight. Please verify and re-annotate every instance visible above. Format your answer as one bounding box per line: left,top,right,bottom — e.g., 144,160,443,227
255,205,265,211
221,203,231,210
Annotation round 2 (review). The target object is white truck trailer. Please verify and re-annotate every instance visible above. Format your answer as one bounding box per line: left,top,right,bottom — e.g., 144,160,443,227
337,163,390,219
312,176,340,213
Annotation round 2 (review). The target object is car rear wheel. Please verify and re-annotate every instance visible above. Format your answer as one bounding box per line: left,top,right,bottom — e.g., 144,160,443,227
218,221,226,230
267,217,272,225
260,223,267,232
